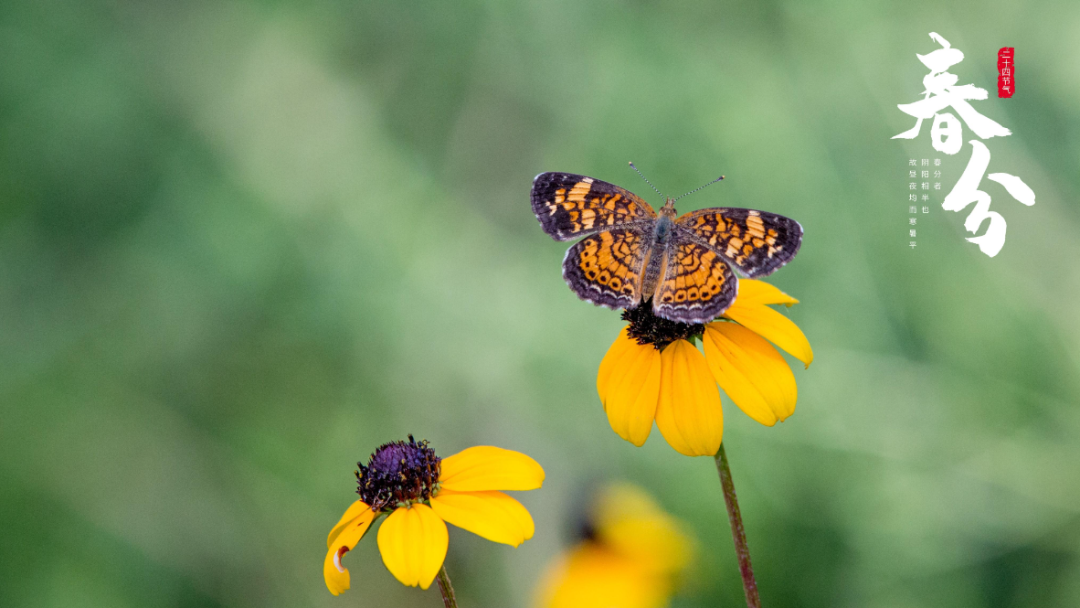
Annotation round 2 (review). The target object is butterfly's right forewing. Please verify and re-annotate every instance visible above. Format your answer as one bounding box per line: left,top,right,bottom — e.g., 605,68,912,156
676,208,802,278
531,173,657,241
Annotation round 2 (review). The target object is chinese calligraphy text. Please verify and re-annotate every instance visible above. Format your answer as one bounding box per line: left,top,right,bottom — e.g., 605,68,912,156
893,32,1034,257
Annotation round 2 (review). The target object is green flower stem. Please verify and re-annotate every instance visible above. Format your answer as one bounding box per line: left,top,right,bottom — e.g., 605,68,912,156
435,565,459,608
715,442,762,608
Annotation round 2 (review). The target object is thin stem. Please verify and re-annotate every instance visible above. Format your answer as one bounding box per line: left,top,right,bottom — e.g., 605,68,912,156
714,442,762,608
435,564,458,608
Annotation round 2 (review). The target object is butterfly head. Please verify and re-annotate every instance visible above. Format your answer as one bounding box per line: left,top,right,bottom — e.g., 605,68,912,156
660,197,678,219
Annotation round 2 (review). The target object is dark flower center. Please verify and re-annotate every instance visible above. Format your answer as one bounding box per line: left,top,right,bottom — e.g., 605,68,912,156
623,301,706,350
356,435,441,512
575,519,599,543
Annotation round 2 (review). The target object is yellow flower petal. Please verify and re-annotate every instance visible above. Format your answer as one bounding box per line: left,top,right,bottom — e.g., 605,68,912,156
323,505,376,596
597,326,638,403
439,446,545,492
534,545,669,608
654,340,723,456
592,483,693,575
735,279,800,306
430,489,535,547
724,296,813,368
597,328,661,446
327,500,372,548
702,323,797,426
377,504,448,589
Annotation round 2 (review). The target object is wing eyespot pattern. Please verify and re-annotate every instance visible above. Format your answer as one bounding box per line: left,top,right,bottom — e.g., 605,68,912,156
561,229,646,310
652,241,738,323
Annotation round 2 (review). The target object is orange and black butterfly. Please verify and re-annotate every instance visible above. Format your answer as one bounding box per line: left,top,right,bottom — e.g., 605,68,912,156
530,170,802,324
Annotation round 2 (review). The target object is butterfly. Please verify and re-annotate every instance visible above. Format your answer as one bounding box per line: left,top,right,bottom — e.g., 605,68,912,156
530,171,803,324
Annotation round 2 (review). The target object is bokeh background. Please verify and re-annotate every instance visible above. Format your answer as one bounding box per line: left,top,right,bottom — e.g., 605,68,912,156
3,1,1080,607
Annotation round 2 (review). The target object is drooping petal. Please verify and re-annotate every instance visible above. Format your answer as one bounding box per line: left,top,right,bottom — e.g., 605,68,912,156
724,296,813,368
439,446,545,492
734,279,800,306
702,323,797,425
597,328,662,446
430,489,535,547
377,504,448,589
654,340,723,456
327,500,372,548
323,506,376,596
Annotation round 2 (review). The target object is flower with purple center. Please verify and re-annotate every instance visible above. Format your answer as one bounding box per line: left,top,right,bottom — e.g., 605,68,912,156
325,436,545,593
598,279,814,456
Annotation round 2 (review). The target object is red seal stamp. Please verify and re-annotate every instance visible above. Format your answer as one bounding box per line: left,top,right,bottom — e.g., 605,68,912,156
998,47,1014,98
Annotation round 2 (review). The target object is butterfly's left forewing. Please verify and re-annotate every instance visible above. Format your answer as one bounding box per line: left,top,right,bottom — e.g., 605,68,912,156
676,208,802,278
532,172,657,241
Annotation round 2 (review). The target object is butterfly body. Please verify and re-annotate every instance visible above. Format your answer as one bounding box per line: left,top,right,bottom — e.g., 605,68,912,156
532,172,802,324
653,204,677,241
638,200,676,300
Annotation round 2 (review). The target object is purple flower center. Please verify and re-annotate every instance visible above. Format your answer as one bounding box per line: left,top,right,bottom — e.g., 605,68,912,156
356,435,440,512
623,301,706,349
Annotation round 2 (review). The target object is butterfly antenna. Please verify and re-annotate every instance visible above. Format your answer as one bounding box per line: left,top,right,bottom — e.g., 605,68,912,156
673,175,725,202
628,162,666,198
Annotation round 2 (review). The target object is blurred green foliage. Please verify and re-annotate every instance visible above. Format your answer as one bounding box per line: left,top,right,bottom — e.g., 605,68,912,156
2,1,1080,607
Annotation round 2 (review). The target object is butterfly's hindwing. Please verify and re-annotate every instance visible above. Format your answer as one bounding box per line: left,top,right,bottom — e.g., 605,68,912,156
532,172,656,241
652,239,738,323
676,208,802,278
562,228,648,310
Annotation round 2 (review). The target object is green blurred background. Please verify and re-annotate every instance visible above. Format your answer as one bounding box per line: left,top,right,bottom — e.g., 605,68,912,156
3,1,1079,607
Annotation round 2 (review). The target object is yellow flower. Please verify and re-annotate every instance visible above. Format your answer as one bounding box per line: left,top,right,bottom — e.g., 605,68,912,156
534,483,693,608
597,280,813,456
324,436,545,594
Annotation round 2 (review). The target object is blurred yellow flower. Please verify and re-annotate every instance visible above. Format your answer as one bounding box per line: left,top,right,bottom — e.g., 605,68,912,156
597,280,813,456
325,436,544,594
535,483,694,608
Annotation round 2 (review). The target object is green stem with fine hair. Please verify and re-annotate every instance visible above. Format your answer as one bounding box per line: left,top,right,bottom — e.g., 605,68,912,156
715,442,762,608
435,565,459,608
